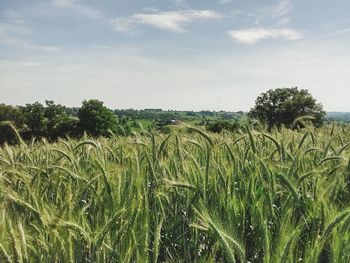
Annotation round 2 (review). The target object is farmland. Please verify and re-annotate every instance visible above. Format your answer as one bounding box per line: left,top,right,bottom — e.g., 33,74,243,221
1,0,350,261
1,123,350,262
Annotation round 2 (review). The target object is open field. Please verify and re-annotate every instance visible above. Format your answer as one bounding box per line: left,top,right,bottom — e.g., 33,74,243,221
1,124,350,262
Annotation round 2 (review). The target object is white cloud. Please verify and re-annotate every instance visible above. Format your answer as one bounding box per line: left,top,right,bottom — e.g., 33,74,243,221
219,0,232,4
0,21,32,47
0,21,61,53
2,42,350,111
169,0,188,8
52,0,76,8
228,27,303,44
52,0,101,18
251,0,293,25
269,0,292,18
112,10,221,33
31,45,62,53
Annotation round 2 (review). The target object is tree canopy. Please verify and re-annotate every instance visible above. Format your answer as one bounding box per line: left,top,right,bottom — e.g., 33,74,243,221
0,89,329,145
0,99,128,145
249,87,325,129
20,102,46,138
206,120,241,133
78,99,118,137
0,104,24,144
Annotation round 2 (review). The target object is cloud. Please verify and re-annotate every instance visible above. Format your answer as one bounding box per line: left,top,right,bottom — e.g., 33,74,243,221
2,41,350,111
52,0,76,8
219,0,232,4
268,0,292,18
52,0,101,18
297,27,350,45
251,0,293,25
0,21,32,47
168,0,188,8
228,27,303,44
112,10,221,33
0,21,61,53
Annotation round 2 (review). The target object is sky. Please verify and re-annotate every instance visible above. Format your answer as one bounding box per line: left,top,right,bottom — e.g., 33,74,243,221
0,0,350,111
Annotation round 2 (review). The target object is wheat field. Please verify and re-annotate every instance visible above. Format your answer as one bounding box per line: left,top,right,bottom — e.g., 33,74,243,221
1,124,350,262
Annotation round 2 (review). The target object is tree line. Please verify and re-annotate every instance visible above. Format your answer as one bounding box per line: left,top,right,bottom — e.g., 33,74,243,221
0,99,119,144
0,87,326,144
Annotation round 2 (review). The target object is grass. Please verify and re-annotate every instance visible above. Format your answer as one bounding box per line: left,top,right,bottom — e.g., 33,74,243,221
123,119,154,132
1,123,350,262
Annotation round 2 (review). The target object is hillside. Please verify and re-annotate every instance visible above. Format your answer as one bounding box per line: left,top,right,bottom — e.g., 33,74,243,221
326,112,350,122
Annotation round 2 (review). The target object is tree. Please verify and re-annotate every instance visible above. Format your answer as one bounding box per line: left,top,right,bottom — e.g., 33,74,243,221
44,100,74,139
207,120,241,133
19,101,82,141
55,117,81,138
78,99,117,137
0,104,25,144
249,87,325,129
20,102,46,138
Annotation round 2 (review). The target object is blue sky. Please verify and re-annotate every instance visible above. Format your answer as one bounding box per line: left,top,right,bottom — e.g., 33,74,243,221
1,0,350,111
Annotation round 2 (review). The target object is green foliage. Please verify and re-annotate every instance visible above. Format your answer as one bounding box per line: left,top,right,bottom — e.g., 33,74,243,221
0,104,24,144
0,99,249,144
20,102,46,138
1,124,350,262
44,100,73,139
206,120,240,133
19,101,81,141
78,99,118,137
160,125,172,134
249,87,325,129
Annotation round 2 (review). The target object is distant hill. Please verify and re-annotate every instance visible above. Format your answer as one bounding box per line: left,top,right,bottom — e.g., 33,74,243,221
326,112,350,122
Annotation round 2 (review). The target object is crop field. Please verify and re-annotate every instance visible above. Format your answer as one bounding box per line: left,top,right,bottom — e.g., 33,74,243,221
1,124,350,262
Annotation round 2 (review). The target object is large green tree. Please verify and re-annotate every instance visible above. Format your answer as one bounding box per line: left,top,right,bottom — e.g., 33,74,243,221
44,100,79,139
20,102,46,138
78,99,117,137
249,87,325,129
0,104,24,144
20,101,80,140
